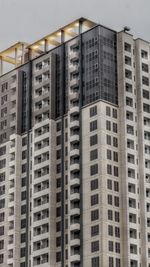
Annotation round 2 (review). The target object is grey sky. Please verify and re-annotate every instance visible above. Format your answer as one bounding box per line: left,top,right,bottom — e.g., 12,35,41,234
0,0,150,51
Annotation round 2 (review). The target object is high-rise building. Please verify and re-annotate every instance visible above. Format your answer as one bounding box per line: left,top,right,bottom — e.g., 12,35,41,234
0,17,150,267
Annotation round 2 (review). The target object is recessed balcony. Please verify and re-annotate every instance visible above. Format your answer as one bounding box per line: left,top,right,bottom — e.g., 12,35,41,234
70,207,80,216
70,120,79,130
70,149,80,158
70,163,80,172
69,92,79,101
70,106,79,115
70,134,79,144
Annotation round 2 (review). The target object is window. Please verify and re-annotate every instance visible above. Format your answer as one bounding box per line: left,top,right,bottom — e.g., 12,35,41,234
22,151,27,160
22,164,27,173
113,137,118,147
126,97,133,107
107,150,112,160
22,137,27,146
21,233,26,243
0,254,3,264
115,212,120,222
91,240,99,252
142,63,149,73
108,225,113,236
107,135,111,145
114,196,119,207
125,55,131,66
142,76,149,86
91,256,99,267
126,83,132,93
143,103,150,113
113,152,118,162
115,227,120,238
107,179,112,190
91,209,99,221
112,109,117,118
90,164,98,176
90,134,98,146
127,125,134,135
108,195,113,205
129,213,136,223
130,244,137,254
107,164,112,175
56,150,61,159
20,247,26,257
90,149,98,161
91,194,99,206
21,177,26,187
114,181,119,192
90,106,97,117
129,198,136,208
21,219,26,229
91,225,99,236
56,122,61,132
21,191,26,201
0,146,6,156
106,120,111,131
56,136,61,145
143,89,149,99
91,179,98,190
141,49,148,59
0,226,4,236
109,257,114,267
124,42,131,52
56,251,61,262
21,205,26,215
0,240,4,250
90,120,97,132
125,69,132,79
114,166,119,177
108,210,113,220
113,123,117,133
115,242,120,253
109,241,113,252
106,106,111,116
56,222,61,232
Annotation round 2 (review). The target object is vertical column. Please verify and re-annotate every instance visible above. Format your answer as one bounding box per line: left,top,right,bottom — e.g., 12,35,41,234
0,57,3,76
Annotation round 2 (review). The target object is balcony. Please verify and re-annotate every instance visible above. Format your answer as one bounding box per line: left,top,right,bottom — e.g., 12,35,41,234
70,134,79,144
70,177,80,187
70,194,80,204
69,92,79,101
70,238,80,247
70,149,80,158
70,223,80,232
69,51,79,61
70,120,79,130
70,163,80,173
70,78,79,88
70,208,80,216
70,254,80,263
70,106,79,115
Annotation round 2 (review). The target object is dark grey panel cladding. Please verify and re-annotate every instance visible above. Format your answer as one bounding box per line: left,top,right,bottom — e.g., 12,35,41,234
54,46,63,118
53,46,69,118
82,26,117,105
19,63,32,133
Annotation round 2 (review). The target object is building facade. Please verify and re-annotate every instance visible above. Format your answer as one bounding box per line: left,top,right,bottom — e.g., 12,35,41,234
0,18,150,267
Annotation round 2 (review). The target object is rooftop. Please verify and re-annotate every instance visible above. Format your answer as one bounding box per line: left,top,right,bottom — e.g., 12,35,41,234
0,18,97,75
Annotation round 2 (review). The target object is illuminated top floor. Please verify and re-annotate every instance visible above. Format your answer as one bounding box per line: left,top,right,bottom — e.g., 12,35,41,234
0,18,97,76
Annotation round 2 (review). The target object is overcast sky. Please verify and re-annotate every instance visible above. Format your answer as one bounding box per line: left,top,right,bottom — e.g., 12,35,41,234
0,0,150,51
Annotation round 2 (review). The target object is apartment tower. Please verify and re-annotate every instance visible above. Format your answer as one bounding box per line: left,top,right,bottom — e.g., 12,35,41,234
0,18,150,267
